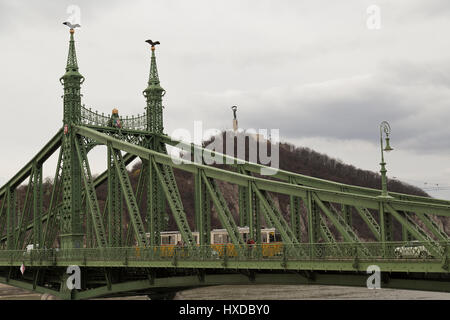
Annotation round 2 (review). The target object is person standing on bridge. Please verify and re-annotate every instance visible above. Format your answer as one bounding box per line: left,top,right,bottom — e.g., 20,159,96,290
247,238,255,258
108,108,122,129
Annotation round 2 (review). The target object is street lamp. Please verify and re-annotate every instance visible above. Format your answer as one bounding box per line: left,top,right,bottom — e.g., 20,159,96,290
379,121,393,197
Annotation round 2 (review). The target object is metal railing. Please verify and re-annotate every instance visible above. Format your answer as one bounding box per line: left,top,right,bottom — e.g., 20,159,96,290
80,105,147,131
0,241,448,264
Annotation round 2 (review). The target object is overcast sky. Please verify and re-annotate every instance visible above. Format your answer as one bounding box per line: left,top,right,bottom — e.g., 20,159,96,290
1,0,450,199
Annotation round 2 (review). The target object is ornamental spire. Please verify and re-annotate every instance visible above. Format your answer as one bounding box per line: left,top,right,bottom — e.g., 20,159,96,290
66,29,79,72
143,39,165,133
145,39,162,86
60,23,84,126
61,22,84,82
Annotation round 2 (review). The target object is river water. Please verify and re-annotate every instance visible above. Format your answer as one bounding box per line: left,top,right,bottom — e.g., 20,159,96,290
0,283,449,300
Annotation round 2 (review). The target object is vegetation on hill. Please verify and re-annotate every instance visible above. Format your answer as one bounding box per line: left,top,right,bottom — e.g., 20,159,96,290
10,131,448,242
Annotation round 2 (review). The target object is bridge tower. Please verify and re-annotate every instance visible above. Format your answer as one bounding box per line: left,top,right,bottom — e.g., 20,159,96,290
144,43,165,134
143,42,167,245
58,28,84,249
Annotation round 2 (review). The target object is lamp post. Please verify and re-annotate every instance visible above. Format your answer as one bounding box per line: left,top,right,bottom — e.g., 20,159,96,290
379,121,394,197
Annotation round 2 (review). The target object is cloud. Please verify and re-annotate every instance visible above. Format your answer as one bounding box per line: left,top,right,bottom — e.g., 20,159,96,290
191,58,450,155
1,0,450,198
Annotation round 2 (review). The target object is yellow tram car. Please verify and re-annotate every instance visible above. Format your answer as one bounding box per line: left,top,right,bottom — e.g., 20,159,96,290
151,227,283,258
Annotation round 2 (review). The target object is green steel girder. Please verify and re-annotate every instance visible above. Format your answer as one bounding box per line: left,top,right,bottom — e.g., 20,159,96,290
194,169,211,245
354,206,381,241
135,159,148,208
1,27,450,299
147,158,159,247
260,199,276,229
74,125,450,220
382,204,394,242
60,130,83,249
313,195,370,257
86,125,154,147
289,191,302,242
156,142,171,231
6,187,16,250
107,143,123,247
237,166,250,228
150,157,196,248
14,172,34,250
0,152,137,245
342,204,352,227
313,194,357,243
147,155,167,247
123,156,150,247
32,163,43,248
0,197,5,242
1,251,449,274
385,204,443,257
319,214,336,243
110,147,148,247
0,275,63,299
306,191,320,246
416,212,450,242
1,270,449,300
42,147,64,249
201,171,244,246
247,181,261,244
75,136,107,247
252,183,299,245
158,134,450,207
317,213,342,254
0,129,62,198
328,203,365,244
85,197,92,248
403,214,442,252
0,195,5,225
130,159,151,246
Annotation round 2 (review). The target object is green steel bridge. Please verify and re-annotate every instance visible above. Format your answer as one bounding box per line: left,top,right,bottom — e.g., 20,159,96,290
0,28,449,300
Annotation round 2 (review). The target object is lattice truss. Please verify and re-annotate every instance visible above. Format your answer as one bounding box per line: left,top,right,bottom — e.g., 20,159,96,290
0,126,449,260
0,29,449,300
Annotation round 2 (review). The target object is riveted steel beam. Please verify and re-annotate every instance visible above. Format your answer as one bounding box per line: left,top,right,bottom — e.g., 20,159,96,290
110,146,147,247
75,136,107,248
150,157,195,248
158,134,450,207
201,171,244,246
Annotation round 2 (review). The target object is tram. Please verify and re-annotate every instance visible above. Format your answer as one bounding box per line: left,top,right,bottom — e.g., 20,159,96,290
146,227,283,257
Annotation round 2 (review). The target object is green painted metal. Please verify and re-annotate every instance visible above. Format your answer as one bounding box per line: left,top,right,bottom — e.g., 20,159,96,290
59,29,84,250
238,166,250,228
289,194,302,242
385,205,443,257
253,184,299,245
1,242,449,269
107,143,122,247
110,146,148,247
354,206,381,240
42,147,63,249
32,163,43,248
417,212,450,242
151,157,196,248
143,45,165,134
306,191,320,246
6,187,16,250
75,136,107,247
201,171,244,246
147,159,160,247
15,172,33,250
0,30,449,299
195,169,211,245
